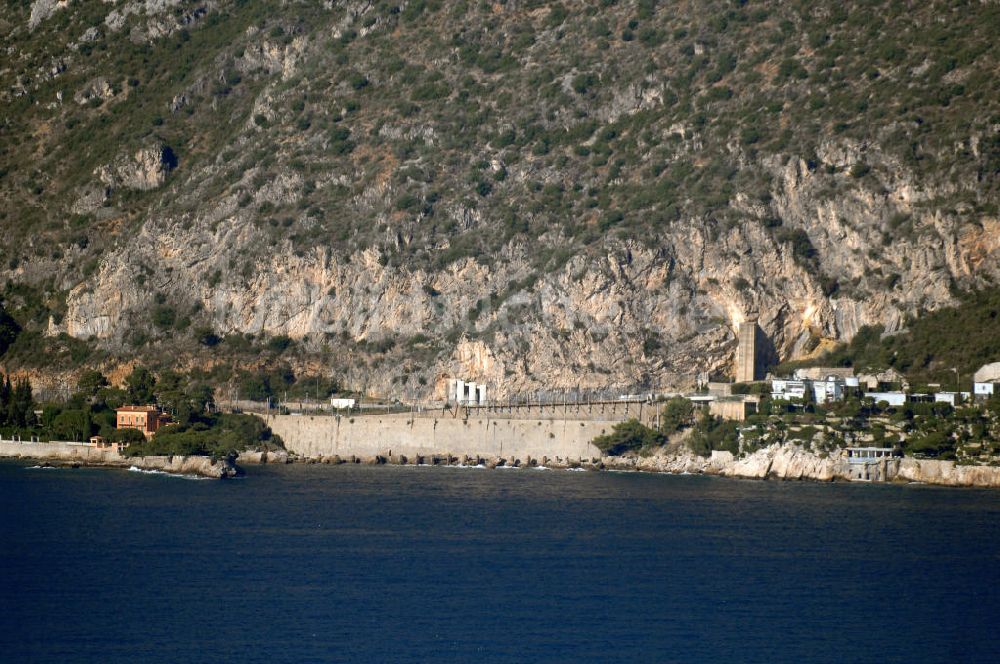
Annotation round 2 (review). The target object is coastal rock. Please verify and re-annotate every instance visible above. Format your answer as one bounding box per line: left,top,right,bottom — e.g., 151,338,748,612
895,458,1000,488
239,450,266,464
132,454,240,478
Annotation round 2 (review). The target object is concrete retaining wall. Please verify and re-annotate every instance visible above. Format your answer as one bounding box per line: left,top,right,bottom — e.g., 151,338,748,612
260,412,612,461
0,439,115,461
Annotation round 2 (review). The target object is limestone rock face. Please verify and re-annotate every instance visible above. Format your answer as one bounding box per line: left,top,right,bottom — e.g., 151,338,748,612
94,143,177,192
28,0,67,30
895,458,1000,488
974,362,1000,383
73,77,118,105
56,181,1000,397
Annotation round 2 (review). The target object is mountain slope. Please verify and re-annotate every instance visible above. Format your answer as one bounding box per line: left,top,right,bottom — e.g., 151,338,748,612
1,0,999,397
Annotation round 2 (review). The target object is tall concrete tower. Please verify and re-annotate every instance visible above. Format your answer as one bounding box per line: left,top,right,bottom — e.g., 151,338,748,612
735,318,759,383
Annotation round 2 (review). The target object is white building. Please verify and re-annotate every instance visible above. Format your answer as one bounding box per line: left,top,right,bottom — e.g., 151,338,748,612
864,392,907,407
934,392,962,406
447,378,487,405
974,382,996,399
330,398,356,409
772,379,807,401
772,376,848,403
811,378,846,403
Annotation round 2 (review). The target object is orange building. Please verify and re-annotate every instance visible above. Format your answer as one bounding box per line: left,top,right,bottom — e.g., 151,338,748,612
115,405,171,439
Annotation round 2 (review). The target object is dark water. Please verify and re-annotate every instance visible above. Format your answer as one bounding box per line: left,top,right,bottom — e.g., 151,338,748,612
1,462,999,663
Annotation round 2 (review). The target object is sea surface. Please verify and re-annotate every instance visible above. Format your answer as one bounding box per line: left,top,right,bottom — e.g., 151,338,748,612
1,461,999,663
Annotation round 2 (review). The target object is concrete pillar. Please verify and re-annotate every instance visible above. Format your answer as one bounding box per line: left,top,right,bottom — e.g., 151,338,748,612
455,379,465,405
735,318,759,383
477,384,487,405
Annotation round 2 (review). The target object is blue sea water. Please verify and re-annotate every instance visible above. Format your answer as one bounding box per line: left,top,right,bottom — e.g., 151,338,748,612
1,462,999,663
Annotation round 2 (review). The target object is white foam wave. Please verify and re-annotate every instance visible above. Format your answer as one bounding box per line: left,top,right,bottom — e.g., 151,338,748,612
127,466,208,480
416,463,488,469
26,465,66,470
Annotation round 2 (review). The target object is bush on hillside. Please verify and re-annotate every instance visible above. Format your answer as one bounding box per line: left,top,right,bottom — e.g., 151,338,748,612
660,397,694,434
688,414,740,456
592,419,665,455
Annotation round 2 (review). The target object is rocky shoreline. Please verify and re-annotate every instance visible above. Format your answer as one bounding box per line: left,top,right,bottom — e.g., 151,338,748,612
603,444,1000,488
0,441,240,478
10,442,998,487
241,444,1000,489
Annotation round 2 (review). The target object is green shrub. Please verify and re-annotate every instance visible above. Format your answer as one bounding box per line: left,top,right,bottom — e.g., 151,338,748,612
592,419,665,455
267,335,293,353
660,397,694,434
689,414,739,456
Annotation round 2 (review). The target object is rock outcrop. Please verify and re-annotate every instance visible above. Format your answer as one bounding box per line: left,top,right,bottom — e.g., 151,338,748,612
95,142,177,192
236,449,289,465
28,0,67,30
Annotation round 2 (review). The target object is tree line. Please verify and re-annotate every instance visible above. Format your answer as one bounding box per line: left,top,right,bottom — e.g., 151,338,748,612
0,374,37,429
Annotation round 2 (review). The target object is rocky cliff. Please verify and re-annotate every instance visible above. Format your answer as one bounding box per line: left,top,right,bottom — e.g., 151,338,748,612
2,1,998,396
607,443,1000,488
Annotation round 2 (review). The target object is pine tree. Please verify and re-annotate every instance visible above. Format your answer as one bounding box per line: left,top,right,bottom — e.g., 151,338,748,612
9,378,35,428
0,374,10,427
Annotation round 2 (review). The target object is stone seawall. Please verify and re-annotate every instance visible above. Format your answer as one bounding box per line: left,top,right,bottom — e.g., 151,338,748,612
0,440,238,478
260,412,608,461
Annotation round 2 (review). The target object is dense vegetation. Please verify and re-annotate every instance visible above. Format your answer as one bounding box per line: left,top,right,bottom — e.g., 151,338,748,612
739,392,1000,461
125,412,281,459
0,365,282,457
591,387,1000,463
0,372,40,434
5,0,996,259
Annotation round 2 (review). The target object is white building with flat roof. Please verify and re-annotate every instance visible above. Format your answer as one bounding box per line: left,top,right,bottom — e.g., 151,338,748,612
772,379,808,401
447,378,487,405
864,392,907,406
772,377,848,403
811,378,846,403
974,382,996,399
330,398,356,409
